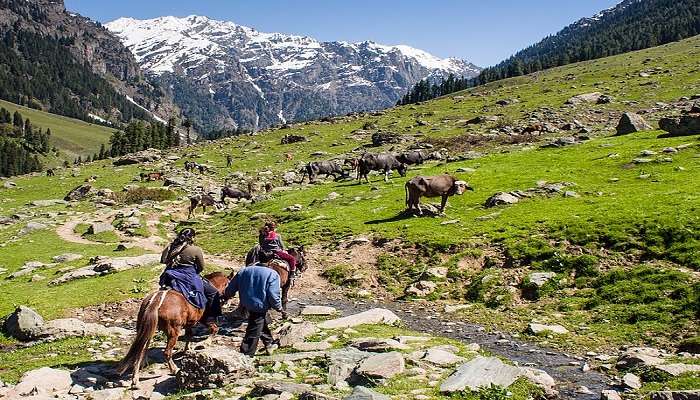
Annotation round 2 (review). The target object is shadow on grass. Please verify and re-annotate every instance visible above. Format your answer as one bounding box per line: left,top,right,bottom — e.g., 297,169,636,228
365,210,415,225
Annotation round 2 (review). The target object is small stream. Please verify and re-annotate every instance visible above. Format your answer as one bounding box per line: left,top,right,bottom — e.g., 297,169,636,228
287,295,610,400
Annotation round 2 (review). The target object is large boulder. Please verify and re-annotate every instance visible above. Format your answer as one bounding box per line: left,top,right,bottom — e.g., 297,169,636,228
64,184,92,201
328,348,372,385
484,192,520,208
42,318,130,339
565,92,605,105
351,338,409,352
653,364,700,377
318,308,401,329
520,367,557,397
19,222,47,235
3,306,45,341
419,347,466,367
616,347,664,370
441,357,523,393
616,112,652,135
176,345,255,390
355,352,405,380
659,115,700,137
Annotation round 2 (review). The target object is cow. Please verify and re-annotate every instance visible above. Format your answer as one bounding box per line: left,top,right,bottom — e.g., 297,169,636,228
358,153,408,183
188,194,222,218
221,186,253,203
405,175,473,215
46,169,55,177
184,161,197,173
302,160,348,183
396,151,425,166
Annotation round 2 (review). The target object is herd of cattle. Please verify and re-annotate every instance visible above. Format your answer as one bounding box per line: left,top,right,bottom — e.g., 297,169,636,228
137,149,470,218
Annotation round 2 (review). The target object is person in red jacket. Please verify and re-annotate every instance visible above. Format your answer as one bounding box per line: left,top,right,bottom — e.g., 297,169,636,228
258,222,296,274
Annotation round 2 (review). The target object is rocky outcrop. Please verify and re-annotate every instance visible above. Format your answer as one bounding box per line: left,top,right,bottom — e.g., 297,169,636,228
355,352,405,380
113,149,162,166
2,306,45,341
64,184,92,201
616,112,652,135
50,254,160,285
659,115,700,137
2,306,130,341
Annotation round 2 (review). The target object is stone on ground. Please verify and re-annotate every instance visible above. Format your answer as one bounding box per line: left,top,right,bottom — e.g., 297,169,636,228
405,281,437,297
653,363,700,377
327,348,372,385
42,318,131,339
615,112,652,135
3,305,45,341
50,254,160,285
355,352,405,380
420,347,465,366
527,323,569,335
87,222,114,235
277,321,318,347
12,367,72,396
622,373,642,390
528,272,556,287
484,192,520,208
344,386,391,400
252,380,313,395
616,347,664,369
301,305,337,316
601,390,623,400
440,356,523,393
293,341,332,352
317,308,401,329
351,337,409,352
52,253,83,263
659,115,700,137
176,345,255,390
649,390,700,400
20,222,47,235
519,367,557,397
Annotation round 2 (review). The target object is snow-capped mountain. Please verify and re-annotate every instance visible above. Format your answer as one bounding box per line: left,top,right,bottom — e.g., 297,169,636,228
106,15,481,131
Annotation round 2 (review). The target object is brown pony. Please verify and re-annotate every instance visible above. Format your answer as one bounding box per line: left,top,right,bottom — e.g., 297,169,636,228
115,272,231,386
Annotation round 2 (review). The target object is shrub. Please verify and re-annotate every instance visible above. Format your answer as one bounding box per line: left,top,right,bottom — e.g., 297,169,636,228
321,264,360,287
504,237,556,267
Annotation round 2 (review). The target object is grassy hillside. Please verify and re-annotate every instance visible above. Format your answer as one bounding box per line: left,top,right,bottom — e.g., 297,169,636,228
0,35,699,388
0,100,117,160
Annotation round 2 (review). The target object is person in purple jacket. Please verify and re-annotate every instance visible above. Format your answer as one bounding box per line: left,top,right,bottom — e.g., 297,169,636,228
222,252,283,356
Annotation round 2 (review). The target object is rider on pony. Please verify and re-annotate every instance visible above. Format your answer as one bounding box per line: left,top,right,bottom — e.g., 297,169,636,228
259,222,297,275
159,228,221,325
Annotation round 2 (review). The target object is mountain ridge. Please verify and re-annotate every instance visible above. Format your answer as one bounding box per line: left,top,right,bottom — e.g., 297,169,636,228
106,15,481,131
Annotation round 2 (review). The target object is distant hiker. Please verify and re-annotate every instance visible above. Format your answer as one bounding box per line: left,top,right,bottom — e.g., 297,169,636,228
226,154,233,168
259,222,296,274
222,252,282,356
159,228,221,324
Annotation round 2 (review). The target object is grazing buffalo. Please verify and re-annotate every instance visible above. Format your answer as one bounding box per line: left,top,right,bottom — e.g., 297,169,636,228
358,153,408,183
302,160,348,182
405,174,472,215
140,172,164,181
221,186,252,203
188,194,221,218
397,151,425,166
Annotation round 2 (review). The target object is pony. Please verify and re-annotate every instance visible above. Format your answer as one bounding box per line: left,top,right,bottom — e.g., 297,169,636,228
115,272,231,386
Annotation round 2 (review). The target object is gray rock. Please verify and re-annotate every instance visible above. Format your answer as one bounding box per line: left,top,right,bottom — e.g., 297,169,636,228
50,254,160,285
565,92,605,105
3,181,16,189
3,306,45,341
622,373,642,390
659,115,700,137
88,222,114,235
484,192,520,208
405,281,437,297
252,380,313,395
293,342,332,352
649,390,700,400
601,390,623,400
527,323,569,335
30,199,68,207
176,345,255,390
52,253,83,263
301,306,337,316
653,364,700,377
616,112,652,135
11,367,72,396
278,321,318,347
420,347,466,366
19,222,47,235
64,184,93,201
318,308,401,329
617,347,664,370
356,352,405,380
440,356,523,393
327,348,372,385
351,337,409,352
520,367,557,397
528,272,556,287
42,318,131,339
343,386,390,400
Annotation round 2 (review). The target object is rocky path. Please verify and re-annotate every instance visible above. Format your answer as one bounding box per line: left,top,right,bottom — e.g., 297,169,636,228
289,295,609,400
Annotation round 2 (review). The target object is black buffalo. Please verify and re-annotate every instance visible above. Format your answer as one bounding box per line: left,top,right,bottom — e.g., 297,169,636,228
397,151,425,166
358,153,408,183
302,160,348,182
221,186,252,203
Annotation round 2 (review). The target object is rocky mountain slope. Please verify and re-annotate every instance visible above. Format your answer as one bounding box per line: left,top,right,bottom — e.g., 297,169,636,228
106,15,481,131
0,0,175,124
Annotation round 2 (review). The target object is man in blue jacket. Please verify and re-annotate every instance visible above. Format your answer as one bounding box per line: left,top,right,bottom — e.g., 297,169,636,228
223,256,283,356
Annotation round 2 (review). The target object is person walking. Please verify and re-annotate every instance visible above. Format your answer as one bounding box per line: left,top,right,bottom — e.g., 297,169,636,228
222,253,282,356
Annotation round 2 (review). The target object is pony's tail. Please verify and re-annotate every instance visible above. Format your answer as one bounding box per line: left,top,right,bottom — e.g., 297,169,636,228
115,290,166,375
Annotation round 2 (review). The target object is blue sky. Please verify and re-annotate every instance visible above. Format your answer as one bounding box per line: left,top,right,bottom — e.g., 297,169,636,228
65,0,621,67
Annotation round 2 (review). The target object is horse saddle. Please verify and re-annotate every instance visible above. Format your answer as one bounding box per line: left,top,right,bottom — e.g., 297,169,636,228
247,245,291,272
